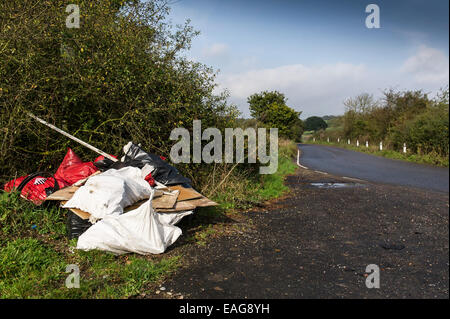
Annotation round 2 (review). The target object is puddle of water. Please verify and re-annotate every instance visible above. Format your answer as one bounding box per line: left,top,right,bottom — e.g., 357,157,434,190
310,183,365,189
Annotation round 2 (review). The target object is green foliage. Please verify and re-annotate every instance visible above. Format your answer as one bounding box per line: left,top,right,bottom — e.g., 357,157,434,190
259,103,303,141
318,88,449,159
246,90,303,141
304,116,328,131
388,102,449,155
247,90,287,120
0,0,238,187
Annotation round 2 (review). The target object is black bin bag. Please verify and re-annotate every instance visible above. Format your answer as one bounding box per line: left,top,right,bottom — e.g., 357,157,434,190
121,143,191,186
66,211,92,239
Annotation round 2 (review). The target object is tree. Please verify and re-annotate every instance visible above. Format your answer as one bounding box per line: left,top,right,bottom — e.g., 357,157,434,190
344,93,378,114
246,91,303,140
304,116,328,131
247,91,286,120
258,102,303,141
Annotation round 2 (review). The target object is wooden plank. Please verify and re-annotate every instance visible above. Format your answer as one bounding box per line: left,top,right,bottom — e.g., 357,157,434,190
60,201,91,220
168,185,203,201
46,186,79,201
185,197,218,207
68,207,92,220
155,200,197,212
152,190,179,209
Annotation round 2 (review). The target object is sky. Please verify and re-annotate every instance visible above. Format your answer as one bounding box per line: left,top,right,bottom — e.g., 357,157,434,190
168,0,449,118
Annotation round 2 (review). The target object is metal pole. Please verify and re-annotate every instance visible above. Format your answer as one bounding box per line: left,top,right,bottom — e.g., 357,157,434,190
27,113,118,162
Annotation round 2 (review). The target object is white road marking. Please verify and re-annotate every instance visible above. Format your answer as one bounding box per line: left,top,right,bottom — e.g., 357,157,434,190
296,148,309,169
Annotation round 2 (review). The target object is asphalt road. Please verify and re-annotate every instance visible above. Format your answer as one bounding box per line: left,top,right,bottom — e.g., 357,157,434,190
298,144,449,193
159,169,449,299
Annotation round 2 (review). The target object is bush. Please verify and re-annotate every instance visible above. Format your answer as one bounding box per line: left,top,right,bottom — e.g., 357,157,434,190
304,116,328,131
388,103,449,155
0,0,238,188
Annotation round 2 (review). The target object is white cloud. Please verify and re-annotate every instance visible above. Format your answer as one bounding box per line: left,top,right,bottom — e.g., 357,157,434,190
217,63,371,118
401,45,449,85
216,46,449,118
202,43,229,58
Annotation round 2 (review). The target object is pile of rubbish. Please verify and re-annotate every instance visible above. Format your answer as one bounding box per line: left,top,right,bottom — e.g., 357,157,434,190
3,141,217,255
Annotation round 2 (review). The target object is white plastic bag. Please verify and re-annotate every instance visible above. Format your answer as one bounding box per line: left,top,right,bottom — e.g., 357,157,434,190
76,191,193,255
63,166,152,219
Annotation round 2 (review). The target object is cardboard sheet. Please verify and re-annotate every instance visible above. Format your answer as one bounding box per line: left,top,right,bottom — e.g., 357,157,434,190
168,185,203,201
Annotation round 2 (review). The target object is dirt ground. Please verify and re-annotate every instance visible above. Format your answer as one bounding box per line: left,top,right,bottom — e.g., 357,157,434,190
147,168,449,299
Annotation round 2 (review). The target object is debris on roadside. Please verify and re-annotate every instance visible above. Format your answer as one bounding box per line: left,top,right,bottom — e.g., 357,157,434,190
2,114,217,255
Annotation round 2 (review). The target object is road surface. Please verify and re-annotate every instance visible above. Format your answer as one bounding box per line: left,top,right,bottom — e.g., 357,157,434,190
158,169,449,299
298,144,449,193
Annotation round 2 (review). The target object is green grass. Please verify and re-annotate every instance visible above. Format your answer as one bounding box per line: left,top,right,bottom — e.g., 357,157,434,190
0,238,65,298
0,192,180,299
210,139,298,210
309,140,449,167
255,143,298,200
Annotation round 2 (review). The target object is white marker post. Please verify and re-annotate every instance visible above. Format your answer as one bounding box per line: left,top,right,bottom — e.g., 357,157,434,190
379,141,383,151
366,141,369,148
327,137,330,143
337,137,340,143
348,139,350,145
403,143,407,153
356,140,359,147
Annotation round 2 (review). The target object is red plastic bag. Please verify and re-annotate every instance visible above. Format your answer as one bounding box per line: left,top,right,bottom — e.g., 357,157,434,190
94,154,118,162
144,172,156,187
54,148,98,187
4,174,59,205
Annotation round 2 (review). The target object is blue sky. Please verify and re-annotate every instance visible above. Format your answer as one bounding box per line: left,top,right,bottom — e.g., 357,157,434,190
169,0,449,118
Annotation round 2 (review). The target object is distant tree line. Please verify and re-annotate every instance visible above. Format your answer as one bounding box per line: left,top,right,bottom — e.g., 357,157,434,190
312,88,449,157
